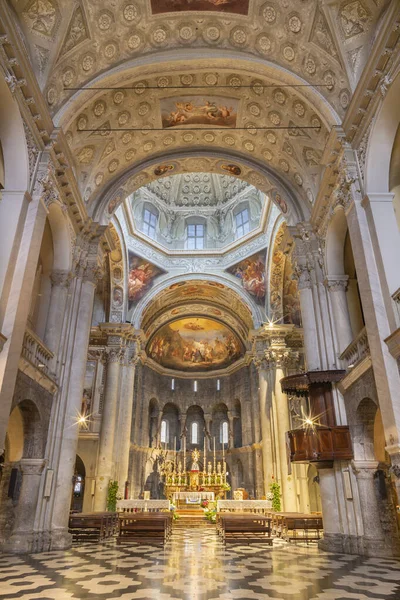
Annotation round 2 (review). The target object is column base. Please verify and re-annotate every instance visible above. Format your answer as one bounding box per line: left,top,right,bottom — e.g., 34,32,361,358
1,529,54,554
2,531,34,554
319,533,400,557
49,528,73,551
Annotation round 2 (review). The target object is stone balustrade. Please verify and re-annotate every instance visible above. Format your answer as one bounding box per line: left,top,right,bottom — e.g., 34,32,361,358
339,327,370,369
21,327,55,379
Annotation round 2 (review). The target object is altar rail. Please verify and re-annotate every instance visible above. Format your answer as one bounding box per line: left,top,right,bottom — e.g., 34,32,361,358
217,500,272,513
117,500,170,512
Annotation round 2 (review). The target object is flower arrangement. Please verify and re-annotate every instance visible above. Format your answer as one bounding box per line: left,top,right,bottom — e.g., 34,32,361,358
204,508,217,523
201,500,209,508
220,482,231,491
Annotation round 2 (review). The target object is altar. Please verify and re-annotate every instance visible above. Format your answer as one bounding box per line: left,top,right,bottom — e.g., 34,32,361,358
160,448,230,502
172,491,215,504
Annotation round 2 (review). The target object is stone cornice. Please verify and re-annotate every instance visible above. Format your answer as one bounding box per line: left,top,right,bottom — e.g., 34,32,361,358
142,352,252,379
0,4,105,241
337,355,372,392
342,4,400,148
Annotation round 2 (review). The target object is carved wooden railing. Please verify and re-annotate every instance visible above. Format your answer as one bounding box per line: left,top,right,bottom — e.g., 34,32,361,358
21,327,54,379
339,326,369,369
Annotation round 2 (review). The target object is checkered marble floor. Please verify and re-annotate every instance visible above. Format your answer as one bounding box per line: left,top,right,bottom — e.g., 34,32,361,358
1,527,400,600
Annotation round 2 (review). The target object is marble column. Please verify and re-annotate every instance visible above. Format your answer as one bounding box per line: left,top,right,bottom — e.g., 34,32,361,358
274,364,297,511
50,266,100,549
5,458,46,553
44,269,73,359
254,359,273,495
115,342,139,493
317,464,344,553
325,276,353,354
94,347,122,511
352,460,387,556
297,282,321,371
0,192,47,453
344,171,400,450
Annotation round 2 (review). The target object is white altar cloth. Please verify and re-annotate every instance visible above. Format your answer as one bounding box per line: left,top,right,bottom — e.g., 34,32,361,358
173,491,215,502
117,500,170,512
217,499,272,512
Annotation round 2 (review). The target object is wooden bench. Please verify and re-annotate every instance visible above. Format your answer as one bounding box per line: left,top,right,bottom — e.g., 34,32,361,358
218,514,273,545
117,512,173,545
282,516,323,542
69,512,118,543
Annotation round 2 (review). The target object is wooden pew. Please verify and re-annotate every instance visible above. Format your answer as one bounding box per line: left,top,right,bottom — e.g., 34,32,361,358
282,516,323,542
117,512,173,545
218,513,273,545
68,512,118,543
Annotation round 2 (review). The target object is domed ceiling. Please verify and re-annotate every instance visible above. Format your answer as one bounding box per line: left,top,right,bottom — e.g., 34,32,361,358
130,171,265,250
143,172,250,207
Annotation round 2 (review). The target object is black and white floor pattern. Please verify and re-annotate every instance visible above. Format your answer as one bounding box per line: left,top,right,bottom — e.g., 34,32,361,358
1,527,400,599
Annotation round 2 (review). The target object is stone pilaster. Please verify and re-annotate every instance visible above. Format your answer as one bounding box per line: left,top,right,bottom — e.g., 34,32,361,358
325,276,354,354
94,346,124,511
253,355,274,496
338,144,400,467
4,459,46,553
114,338,141,495
351,460,389,556
44,269,74,358
251,325,303,507
50,257,103,550
0,171,48,453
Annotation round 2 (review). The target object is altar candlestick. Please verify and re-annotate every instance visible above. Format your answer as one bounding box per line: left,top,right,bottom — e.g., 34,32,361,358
213,437,216,471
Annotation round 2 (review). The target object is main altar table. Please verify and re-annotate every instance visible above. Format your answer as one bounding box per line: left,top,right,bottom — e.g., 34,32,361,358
172,491,215,503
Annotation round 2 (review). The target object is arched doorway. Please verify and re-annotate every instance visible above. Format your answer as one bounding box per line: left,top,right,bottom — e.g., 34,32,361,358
71,455,86,513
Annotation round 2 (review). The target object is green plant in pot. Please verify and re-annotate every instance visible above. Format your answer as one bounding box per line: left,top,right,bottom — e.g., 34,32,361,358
107,480,119,512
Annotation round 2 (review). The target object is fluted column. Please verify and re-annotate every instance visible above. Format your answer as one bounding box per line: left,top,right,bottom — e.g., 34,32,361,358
275,361,298,511
44,270,73,358
115,339,140,493
254,358,273,496
325,276,353,354
5,458,46,553
51,263,101,548
94,347,123,511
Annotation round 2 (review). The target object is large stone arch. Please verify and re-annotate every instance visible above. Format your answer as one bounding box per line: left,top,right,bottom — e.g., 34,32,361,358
365,69,400,195
53,52,340,222
93,150,307,227
131,272,262,330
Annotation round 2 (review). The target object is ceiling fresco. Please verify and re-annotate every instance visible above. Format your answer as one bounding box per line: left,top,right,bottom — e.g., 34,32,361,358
140,279,254,336
62,65,331,211
161,96,239,128
147,317,244,372
227,251,267,306
127,251,164,317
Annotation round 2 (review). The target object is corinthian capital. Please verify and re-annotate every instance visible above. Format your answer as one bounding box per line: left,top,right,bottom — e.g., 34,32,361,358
83,264,103,285
50,269,74,288
324,276,349,293
103,347,124,365
294,264,312,290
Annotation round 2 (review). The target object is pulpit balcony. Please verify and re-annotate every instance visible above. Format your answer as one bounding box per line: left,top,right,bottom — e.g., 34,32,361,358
287,426,353,464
